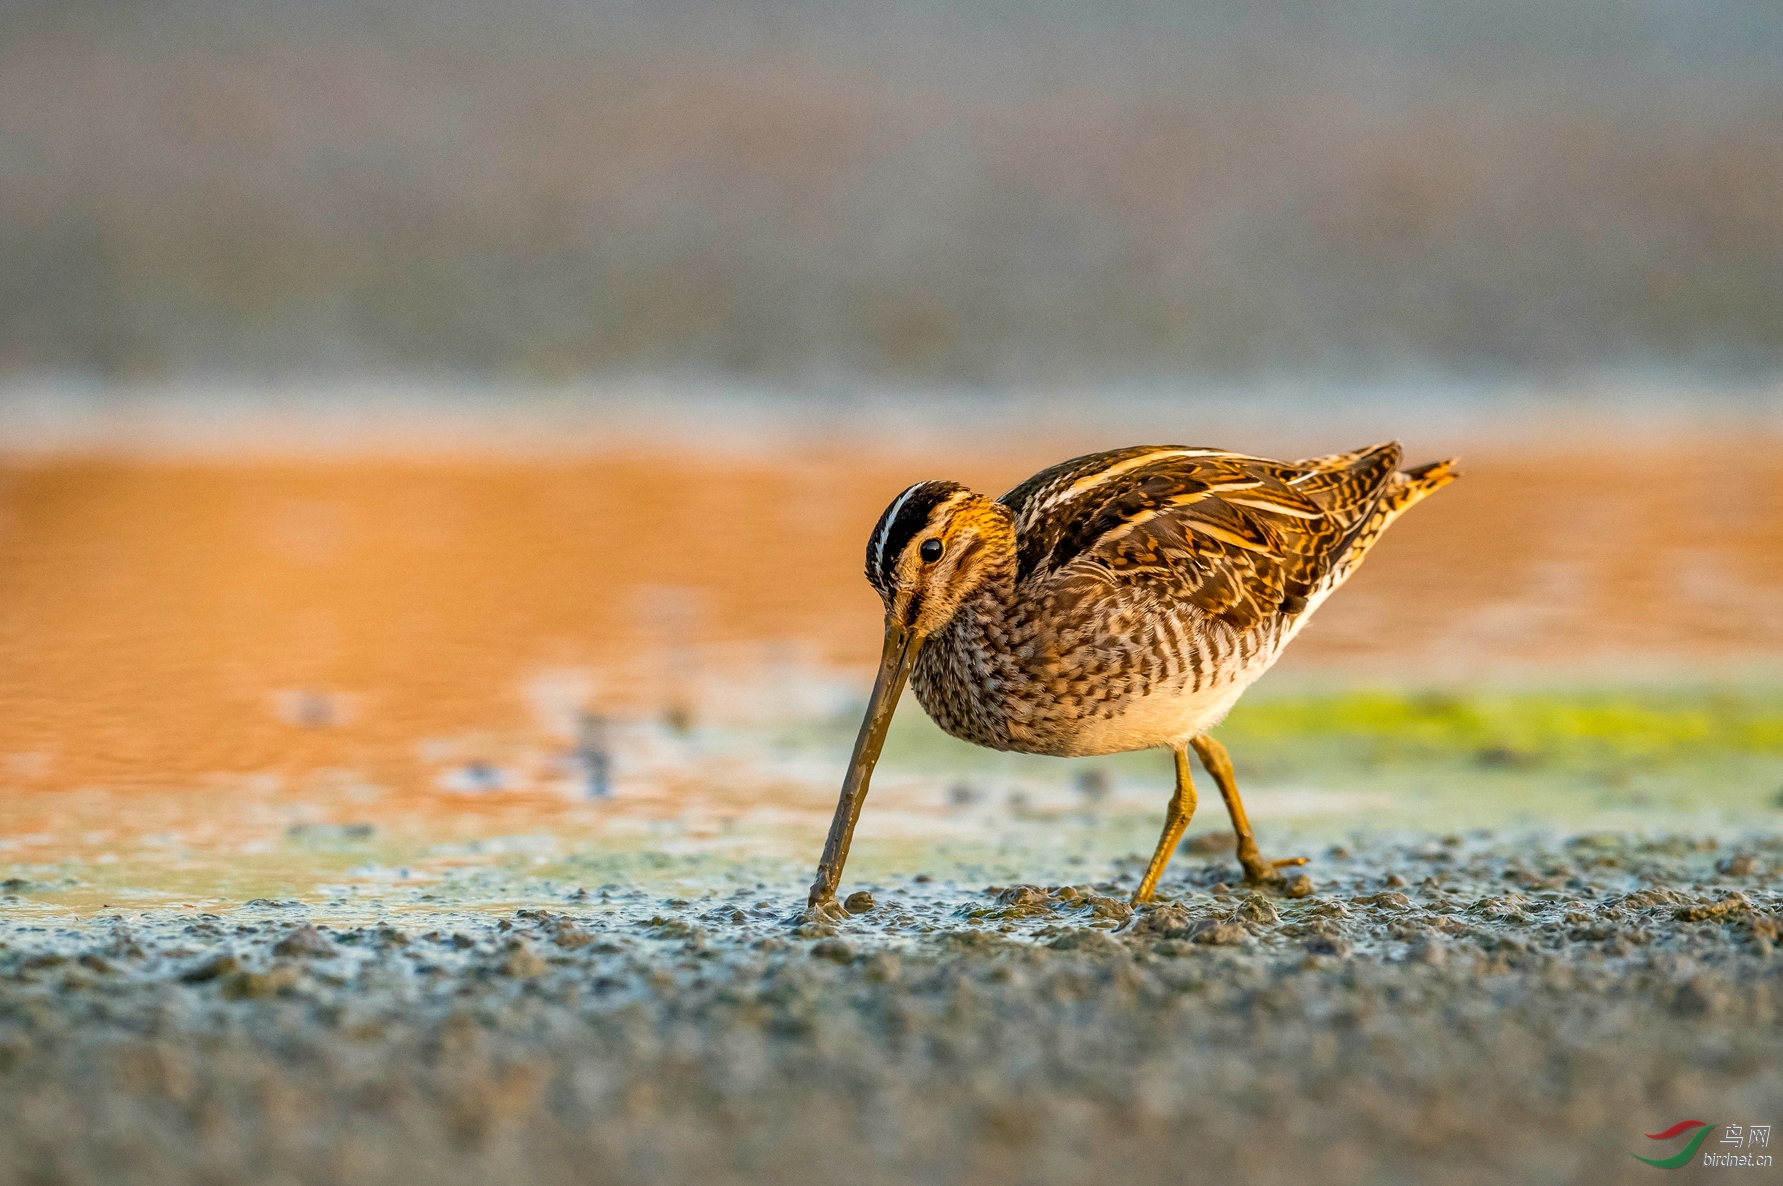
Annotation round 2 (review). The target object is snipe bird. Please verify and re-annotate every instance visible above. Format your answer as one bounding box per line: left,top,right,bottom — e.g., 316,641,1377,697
807,441,1458,915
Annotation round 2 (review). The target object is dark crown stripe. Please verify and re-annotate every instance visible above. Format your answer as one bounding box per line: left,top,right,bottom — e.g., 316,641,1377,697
866,481,964,590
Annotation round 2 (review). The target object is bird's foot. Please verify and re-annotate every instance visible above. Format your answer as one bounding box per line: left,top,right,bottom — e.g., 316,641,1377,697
1241,854,1313,897
796,892,850,935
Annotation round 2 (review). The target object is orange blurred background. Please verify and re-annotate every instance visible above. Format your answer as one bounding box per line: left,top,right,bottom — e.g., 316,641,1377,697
3,433,1780,804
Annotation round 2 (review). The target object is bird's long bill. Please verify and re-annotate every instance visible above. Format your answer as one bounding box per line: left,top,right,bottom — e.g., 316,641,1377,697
807,621,921,907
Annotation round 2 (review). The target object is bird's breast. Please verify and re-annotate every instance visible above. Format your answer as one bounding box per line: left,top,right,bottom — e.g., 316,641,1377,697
908,593,1290,757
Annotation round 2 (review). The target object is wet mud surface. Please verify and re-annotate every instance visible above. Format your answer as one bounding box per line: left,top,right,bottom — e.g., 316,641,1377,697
4,832,1781,1186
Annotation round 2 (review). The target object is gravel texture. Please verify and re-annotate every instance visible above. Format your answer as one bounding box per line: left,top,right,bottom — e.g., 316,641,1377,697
2,832,1781,1186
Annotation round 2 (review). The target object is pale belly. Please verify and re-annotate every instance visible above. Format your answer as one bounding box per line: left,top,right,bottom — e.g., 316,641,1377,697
1046,678,1253,757
1042,582,1339,756
916,634,1290,759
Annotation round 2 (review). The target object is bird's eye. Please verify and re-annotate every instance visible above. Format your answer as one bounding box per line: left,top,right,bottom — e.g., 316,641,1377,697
920,538,943,563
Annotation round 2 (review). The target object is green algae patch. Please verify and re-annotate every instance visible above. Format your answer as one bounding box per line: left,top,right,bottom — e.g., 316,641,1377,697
858,680,1783,838
1219,686,1783,769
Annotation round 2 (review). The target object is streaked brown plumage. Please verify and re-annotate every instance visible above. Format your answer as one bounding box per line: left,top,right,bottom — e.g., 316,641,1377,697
807,441,1459,915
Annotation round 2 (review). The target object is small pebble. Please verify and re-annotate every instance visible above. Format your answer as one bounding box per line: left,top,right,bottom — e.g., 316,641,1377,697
810,939,855,963
1183,832,1237,855
500,944,548,978
552,926,594,948
222,965,300,1000
1192,922,1248,947
843,891,876,914
272,924,337,958
1408,938,1447,966
180,954,240,983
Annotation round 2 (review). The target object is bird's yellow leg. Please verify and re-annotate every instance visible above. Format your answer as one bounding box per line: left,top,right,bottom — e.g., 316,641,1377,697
1131,745,1198,905
1190,734,1308,886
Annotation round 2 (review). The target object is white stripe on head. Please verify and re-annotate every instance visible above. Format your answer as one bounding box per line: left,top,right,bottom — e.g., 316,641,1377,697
873,482,924,576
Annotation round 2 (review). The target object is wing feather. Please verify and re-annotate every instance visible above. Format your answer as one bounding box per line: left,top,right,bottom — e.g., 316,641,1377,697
1001,442,1406,632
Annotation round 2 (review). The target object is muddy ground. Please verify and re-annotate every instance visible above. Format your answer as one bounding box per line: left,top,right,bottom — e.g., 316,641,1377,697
3,832,1779,1186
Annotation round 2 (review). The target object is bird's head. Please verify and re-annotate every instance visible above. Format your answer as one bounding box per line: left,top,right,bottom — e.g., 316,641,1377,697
864,479,1015,639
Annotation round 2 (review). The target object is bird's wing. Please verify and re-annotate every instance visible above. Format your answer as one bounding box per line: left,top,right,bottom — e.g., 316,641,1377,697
1000,443,1404,631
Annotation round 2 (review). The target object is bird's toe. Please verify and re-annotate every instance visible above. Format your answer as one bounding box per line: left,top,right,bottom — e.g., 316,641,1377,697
1242,856,1313,897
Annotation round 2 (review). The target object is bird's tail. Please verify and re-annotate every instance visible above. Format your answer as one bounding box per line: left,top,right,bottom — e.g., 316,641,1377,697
1384,457,1461,517
1320,453,1461,587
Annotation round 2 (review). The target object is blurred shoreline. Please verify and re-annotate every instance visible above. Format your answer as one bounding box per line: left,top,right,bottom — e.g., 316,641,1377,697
8,1,1783,383
3,377,1781,459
